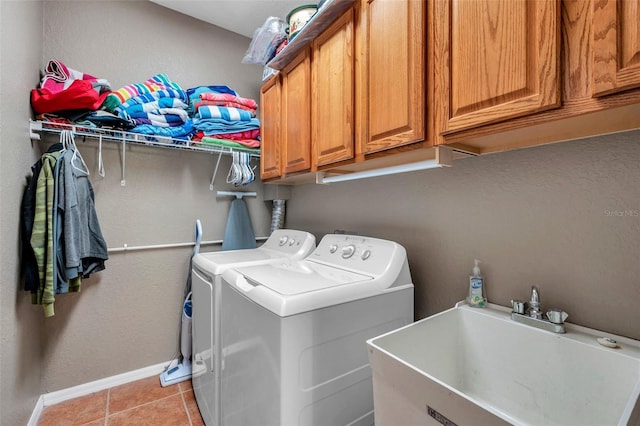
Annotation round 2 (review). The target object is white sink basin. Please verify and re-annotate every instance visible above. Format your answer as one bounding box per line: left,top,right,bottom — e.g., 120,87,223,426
367,303,640,426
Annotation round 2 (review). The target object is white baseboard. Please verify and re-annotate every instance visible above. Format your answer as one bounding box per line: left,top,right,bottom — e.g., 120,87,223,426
27,396,44,426
28,359,175,426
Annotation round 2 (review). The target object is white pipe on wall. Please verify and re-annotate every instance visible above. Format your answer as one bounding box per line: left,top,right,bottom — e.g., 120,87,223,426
108,237,268,253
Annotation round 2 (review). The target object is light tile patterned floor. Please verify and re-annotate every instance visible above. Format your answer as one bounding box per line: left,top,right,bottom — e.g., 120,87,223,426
38,376,204,426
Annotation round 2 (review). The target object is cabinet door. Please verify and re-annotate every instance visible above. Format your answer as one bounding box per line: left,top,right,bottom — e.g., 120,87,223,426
592,0,640,97
282,50,312,174
434,0,560,135
259,75,282,180
359,0,425,154
312,8,355,167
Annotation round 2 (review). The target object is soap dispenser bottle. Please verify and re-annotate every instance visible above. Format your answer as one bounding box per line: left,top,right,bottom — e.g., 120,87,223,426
467,259,486,307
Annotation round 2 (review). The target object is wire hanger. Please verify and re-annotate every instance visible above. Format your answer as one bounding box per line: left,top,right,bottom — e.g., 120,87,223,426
224,151,256,186
226,151,242,186
61,130,90,176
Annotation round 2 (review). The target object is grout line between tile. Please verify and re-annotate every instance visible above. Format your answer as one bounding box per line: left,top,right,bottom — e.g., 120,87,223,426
108,392,182,417
104,388,110,426
180,391,193,426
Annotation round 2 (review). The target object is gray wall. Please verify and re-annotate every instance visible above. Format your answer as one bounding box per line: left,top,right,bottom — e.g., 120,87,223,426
2,2,269,415
37,0,269,393
2,1,639,423
0,1,45,424
287,132,640,341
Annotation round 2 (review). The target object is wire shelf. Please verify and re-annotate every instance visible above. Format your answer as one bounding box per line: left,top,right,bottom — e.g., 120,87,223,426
29,120,261,158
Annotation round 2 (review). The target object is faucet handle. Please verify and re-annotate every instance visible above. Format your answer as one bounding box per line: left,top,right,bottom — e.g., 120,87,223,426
511,299,526,314
546,308,568,324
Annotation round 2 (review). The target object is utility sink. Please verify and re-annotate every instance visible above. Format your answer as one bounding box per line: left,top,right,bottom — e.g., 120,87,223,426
367,303,640,426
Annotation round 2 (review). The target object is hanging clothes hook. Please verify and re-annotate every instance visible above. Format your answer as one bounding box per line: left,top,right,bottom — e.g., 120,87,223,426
97,134,106,178
120,133,126,186
209,151,223,191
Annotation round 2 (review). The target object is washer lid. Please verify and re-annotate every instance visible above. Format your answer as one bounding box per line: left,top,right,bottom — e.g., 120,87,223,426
234,261,373,295
192,229,316,275
193,249,280,274
222,264,410,317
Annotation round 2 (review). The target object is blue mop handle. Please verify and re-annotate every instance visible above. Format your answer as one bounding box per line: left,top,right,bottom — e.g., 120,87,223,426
193,219,202,255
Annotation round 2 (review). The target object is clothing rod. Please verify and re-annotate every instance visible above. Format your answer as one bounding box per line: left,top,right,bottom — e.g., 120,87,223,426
216,191,257,199
108,237,268,253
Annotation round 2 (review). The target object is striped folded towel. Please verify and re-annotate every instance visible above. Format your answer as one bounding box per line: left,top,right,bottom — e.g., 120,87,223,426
194,118,261,134
104,74,182,112
114,89,188,117
121,101,189,118
130,111,188,127
195,105,254,121
193,99,256,113
198,92,258,111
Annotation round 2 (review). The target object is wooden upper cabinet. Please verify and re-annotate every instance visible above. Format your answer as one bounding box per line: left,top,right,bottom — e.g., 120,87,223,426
312,8,355,168
358,0,425,154
282,50,312,174
434,0,561,136
592,0,640,97
259,75,282,180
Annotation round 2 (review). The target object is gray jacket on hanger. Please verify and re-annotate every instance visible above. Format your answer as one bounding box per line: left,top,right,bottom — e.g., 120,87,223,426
57,148,108,286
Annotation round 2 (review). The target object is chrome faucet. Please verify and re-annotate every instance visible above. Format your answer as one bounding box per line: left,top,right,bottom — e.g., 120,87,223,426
511,286,568,333
527,286,543,319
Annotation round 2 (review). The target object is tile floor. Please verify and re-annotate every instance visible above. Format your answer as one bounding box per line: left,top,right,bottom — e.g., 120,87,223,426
38,376,204,426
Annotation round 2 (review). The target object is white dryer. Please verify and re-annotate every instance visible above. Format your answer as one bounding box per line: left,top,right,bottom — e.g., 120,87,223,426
219,234,414,426
191,229,316,426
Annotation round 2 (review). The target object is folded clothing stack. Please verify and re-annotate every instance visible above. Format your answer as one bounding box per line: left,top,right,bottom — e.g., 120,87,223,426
29,61,261,147
109,75,194,141
31,60,112,116
102,73,182,112
190,88,261,151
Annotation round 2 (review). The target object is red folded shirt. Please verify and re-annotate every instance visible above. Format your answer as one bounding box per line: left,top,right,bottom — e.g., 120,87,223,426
31,80,109,114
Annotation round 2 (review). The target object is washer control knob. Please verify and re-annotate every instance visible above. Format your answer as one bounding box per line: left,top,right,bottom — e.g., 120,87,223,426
279,236,288,246
289,239,296,246
341,245,356,259
329,244,338,253
361,249,372,260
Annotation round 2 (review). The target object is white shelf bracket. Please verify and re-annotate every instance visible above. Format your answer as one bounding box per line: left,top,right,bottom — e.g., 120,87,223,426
209,151,224,191
120,133,126,186
29,121,42,140
315,172,327,185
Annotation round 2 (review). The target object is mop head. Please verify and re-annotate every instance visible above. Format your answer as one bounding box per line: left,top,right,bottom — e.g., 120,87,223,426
159,360,192,387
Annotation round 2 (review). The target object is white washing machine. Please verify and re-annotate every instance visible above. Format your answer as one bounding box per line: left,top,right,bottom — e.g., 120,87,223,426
192,229,316,426
219,234,414,426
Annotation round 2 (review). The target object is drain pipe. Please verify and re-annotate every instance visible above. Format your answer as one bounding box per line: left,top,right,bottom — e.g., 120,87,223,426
271,199,286,232
263,185,291,234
